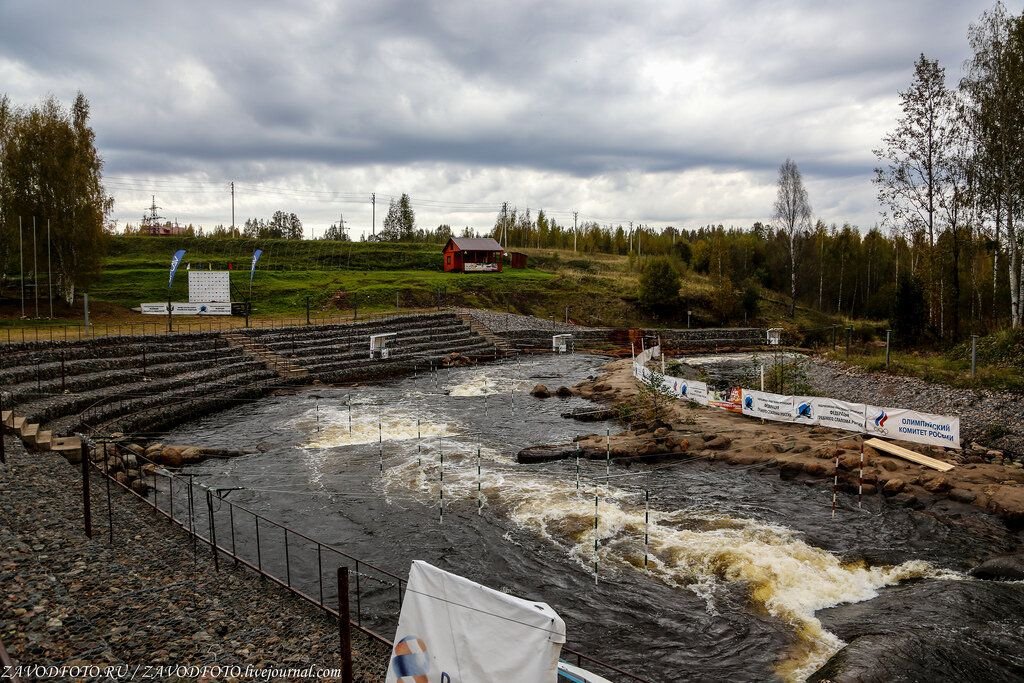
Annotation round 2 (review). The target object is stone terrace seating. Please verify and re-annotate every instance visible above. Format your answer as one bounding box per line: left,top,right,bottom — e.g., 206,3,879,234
1,313,495,455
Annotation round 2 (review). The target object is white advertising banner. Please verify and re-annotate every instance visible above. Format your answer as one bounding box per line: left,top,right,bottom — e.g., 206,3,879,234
665,376,709,406
385,561,565,683
812,398,867,433
140,302,233,315
792,396,818,425
865,406,961,449
741,389,794,423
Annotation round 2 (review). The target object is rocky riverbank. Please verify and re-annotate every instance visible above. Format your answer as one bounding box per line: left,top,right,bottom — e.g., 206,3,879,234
808,357,1024,458
558,358,1024,527
0,435,389,680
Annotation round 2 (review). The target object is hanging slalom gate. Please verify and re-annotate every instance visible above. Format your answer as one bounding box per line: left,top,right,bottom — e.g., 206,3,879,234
73,440,652,683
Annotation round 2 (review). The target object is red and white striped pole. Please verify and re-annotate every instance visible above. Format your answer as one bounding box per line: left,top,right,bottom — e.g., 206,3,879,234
832,448,839,519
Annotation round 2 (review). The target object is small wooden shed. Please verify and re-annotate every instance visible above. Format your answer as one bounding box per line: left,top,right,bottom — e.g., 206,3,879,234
508,252,528,269
442,237,504,273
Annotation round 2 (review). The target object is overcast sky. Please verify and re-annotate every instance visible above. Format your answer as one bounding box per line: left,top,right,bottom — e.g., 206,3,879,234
1,1,1018,239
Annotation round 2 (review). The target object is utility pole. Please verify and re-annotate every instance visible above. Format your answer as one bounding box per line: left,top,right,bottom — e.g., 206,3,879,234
230,182,235,236
371,193,376,237
501,202,508,249
573,211,578,252
47,218,53,318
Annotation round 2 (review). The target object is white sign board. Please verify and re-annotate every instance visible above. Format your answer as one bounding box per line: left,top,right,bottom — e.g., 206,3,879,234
812,397,867,432
385,561,565,683
741,389,794,422
188,271,231,303
667,376,709,406
140,302,233,315
864,406,961,449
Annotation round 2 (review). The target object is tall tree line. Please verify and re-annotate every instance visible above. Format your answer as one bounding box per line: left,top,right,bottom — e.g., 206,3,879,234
0,92,112,303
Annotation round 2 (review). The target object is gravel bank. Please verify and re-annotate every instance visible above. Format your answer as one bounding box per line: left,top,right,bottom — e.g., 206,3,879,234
809,358,1024,457
0,436,389,681
455,307,593,333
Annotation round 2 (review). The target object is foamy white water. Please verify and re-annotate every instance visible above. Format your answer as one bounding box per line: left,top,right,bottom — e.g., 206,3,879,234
380,440,952,681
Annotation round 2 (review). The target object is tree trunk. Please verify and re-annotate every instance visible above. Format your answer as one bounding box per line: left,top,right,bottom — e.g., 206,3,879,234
1009,202,1020,328
789,233,797,317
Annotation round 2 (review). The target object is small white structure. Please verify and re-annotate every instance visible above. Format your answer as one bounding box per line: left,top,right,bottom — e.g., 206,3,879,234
767,328,783,346
552,333,573,354
370,332,397,360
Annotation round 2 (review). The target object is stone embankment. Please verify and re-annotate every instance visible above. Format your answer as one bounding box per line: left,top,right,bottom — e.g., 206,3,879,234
0,436,389,680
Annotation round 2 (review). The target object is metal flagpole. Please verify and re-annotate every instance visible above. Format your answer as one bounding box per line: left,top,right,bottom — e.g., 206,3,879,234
47,219,53,318
33,216,39,318
19,217,25,318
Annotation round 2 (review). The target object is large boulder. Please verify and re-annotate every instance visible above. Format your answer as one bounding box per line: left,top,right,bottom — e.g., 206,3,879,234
517,444,576,464
554,386,574,398
530,384,551,398
970,554,1024,581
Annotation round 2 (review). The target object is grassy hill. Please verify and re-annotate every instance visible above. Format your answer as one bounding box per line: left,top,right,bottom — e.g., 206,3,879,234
3,235,860,332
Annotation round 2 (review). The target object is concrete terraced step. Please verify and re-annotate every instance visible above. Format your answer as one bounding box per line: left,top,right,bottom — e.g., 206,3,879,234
49,435,82,452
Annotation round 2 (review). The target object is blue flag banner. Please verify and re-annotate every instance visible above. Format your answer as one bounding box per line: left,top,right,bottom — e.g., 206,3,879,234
250,249,263,283
168,249,186,289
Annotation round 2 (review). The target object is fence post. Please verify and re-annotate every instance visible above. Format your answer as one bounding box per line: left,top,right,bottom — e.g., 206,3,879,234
338,567,354,683
885,329,891,370
845,327,852,358
104,443,113,545
971,335,978,377
81,439,92,538
207,489,219,570
0,393,5,465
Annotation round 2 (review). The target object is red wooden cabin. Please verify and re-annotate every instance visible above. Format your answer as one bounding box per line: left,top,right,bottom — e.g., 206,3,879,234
442,237,504,273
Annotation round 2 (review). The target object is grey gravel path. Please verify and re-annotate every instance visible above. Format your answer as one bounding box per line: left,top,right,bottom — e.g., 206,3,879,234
0,436,389,682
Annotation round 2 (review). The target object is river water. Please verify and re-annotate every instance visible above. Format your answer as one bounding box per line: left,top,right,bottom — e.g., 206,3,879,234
166,354,1021,681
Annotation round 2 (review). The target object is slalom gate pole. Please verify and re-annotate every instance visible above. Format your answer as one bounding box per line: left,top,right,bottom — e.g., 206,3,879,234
417,418,422,468
575,442,580,492
593,495,599,585
378,412,383,475
439,439,444,525
477,447,482,515
606,428,611,477
832,448,839,519
858,443,864,509
348,398,352,436
644,489,650,571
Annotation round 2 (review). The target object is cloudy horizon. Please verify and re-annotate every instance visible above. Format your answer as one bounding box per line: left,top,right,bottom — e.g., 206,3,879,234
2,0,1018,239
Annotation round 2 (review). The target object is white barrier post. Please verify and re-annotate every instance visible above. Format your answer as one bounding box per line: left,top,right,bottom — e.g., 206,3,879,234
378,412,383,475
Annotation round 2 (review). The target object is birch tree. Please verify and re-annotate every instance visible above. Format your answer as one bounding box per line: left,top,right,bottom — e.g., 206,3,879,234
772,158,812,317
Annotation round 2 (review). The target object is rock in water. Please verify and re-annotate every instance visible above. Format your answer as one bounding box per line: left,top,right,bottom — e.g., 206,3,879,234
517,444,576,464
530,384,551,398
970,554,1024,581
560,407,616,422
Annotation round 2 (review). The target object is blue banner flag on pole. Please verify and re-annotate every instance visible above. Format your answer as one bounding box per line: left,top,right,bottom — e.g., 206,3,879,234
249,249,263,283
168,249,186,289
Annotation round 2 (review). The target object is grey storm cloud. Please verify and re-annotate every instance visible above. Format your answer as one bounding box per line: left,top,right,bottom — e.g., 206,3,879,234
1,0,1019,233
